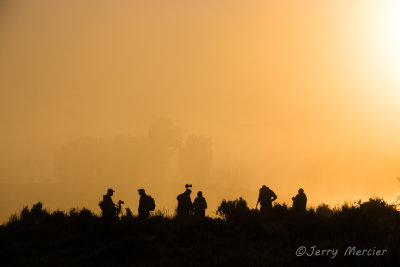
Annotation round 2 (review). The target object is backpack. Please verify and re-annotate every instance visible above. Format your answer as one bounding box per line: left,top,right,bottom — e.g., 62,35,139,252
98,195,107,212
99,200,105,211
147,195,156,211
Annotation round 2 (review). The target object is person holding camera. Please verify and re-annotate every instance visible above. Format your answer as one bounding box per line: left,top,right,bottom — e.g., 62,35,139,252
99,188,119,221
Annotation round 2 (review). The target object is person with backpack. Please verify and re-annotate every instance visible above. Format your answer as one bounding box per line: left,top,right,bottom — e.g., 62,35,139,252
138,189,155,219
256,185,277,214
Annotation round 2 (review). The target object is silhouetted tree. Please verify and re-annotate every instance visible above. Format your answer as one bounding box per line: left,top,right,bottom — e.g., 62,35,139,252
54,120,182,186
177,135,212,183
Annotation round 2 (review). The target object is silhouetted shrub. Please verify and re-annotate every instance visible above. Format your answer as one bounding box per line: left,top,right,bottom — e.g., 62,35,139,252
15,202,48,225
217,197,249,221
272,202,289,218
123,208,134,221
359,198,396,214
2,198,400,266
79,208,93,217
316,204,332,217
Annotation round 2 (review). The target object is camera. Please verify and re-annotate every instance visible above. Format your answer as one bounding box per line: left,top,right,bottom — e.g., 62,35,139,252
185,184,192,189
118,200,124,204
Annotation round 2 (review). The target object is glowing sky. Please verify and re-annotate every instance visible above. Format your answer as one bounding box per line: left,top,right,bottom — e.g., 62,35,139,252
1,0,400,222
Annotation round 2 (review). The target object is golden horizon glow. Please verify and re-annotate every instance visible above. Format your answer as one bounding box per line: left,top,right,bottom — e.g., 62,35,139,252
0,0,400,222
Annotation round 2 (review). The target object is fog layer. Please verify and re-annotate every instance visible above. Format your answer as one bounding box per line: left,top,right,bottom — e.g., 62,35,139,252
1,0,400,222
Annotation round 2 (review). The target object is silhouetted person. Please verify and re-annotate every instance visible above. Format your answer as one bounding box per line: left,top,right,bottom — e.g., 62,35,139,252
292,188,307,213
177,184,193,217
99,188,117,221
193,191,207,218
138,189,155,219
256,185,277,214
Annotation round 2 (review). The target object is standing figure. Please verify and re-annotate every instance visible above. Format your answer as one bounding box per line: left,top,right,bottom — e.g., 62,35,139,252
292,188,307,213
138,189,156,219
193,191,207,218
177,184,193,217
99,188,118,221
256,185,277,214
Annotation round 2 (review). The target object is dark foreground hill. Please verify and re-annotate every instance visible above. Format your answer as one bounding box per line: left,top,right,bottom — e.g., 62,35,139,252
1,198,399,266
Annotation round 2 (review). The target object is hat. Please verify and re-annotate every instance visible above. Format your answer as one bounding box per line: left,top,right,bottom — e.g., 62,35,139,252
107,188,115,194
138,189,145,193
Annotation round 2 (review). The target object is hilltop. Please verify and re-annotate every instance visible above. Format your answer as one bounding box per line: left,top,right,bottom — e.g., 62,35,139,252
1,198,399,266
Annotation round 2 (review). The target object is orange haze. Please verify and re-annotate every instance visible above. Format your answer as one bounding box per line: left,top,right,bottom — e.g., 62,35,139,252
1,0,400,223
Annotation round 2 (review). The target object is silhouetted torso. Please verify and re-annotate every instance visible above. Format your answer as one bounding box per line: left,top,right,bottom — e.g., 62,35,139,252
258,187,277,214
193,196,207,218
138,194,151,218
293,192,307,212
177,191,192,217
100,195,117,220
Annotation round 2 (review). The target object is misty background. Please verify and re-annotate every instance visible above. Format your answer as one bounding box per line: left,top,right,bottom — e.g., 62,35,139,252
1,0,400,223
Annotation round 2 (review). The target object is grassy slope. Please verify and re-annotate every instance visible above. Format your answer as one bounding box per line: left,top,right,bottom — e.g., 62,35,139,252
1,198,399,266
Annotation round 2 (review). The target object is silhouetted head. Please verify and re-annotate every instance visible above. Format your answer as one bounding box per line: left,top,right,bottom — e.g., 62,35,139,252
107,188,115,196
262,185,267,189
185,188,192,195
298,188,304,194
138,189,145,196
197,191,203,197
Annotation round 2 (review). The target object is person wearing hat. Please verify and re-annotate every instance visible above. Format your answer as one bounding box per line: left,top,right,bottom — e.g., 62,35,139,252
99,188,118,221
193,191,207,218
256,185,277,214
176,185,193,217
292,188,307,213
138,189,155,219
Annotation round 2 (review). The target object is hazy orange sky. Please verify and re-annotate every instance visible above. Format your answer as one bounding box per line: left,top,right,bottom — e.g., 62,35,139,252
1,0,400,222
